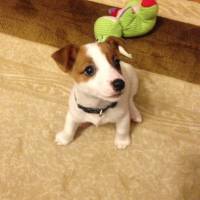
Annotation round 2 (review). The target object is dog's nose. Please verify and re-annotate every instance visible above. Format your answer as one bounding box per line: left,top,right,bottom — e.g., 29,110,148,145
112,79,125,92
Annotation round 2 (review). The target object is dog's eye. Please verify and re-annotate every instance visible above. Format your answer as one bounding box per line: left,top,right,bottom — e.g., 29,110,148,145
84,65,95,76
113,57,121,71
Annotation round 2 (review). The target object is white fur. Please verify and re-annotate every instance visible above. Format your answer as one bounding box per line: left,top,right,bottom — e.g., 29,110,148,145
55,43,142,149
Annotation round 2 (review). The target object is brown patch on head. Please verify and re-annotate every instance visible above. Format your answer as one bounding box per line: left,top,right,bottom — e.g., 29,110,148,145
71,46,96,83
98,44,121,73
98,42,116,65
52,44,96,83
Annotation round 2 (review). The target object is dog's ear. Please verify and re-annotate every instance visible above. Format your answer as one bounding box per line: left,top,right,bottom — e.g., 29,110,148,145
106,36,126,50
52,44,79,72
106,36,132,59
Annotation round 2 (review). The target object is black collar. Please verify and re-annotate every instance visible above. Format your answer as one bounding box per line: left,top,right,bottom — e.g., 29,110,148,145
75,96,117,117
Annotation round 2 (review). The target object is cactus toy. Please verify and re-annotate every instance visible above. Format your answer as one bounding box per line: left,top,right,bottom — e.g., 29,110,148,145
94,0,158,42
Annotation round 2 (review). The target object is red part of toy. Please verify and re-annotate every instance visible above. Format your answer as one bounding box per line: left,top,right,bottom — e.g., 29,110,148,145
141,0,157,7
108,8,121,17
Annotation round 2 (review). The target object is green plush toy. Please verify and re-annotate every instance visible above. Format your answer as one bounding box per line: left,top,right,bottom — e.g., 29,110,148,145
94,0,159,42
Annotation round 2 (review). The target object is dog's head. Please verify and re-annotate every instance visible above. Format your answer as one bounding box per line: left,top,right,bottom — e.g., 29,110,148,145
52,37,131,101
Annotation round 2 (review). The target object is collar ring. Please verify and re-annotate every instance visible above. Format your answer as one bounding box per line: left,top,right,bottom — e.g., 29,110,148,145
99,109,103,117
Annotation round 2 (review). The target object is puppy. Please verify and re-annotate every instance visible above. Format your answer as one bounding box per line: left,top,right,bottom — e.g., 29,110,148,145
52,37,142,149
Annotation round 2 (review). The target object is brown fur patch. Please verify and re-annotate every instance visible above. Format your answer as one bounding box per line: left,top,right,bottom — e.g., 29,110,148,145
70,46,96,83
98,42,116,64
98,42,121,73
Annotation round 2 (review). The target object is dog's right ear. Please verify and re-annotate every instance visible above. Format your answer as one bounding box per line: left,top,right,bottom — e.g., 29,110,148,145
52,44,79,73
106,36,132,59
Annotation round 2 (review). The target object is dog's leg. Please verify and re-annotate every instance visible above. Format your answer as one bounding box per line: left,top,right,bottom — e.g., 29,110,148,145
129,100,142,123
115,114,131,149
55,112,79,145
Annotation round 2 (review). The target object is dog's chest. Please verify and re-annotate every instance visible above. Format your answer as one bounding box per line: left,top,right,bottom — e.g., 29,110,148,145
82,112,111,126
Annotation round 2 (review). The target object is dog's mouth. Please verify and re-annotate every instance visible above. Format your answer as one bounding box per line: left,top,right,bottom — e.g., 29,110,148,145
108,92,123,98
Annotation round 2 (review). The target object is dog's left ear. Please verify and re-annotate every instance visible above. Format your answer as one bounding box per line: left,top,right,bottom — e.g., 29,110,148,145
52,44,79,73
106,36,132,59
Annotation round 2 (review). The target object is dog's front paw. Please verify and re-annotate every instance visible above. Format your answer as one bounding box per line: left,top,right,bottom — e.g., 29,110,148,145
55,131,72,145
114,136,131,149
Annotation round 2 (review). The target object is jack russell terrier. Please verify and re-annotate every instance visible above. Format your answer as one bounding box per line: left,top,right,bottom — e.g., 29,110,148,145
52,37,142,149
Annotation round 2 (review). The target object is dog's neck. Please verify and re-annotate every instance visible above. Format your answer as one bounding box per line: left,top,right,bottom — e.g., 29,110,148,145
73,86,111,109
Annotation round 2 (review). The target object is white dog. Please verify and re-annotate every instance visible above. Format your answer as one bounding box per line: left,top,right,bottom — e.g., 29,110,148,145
52,37,142,149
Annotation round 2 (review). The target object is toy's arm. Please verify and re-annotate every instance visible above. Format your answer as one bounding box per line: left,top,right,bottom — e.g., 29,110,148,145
119,8,137,28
